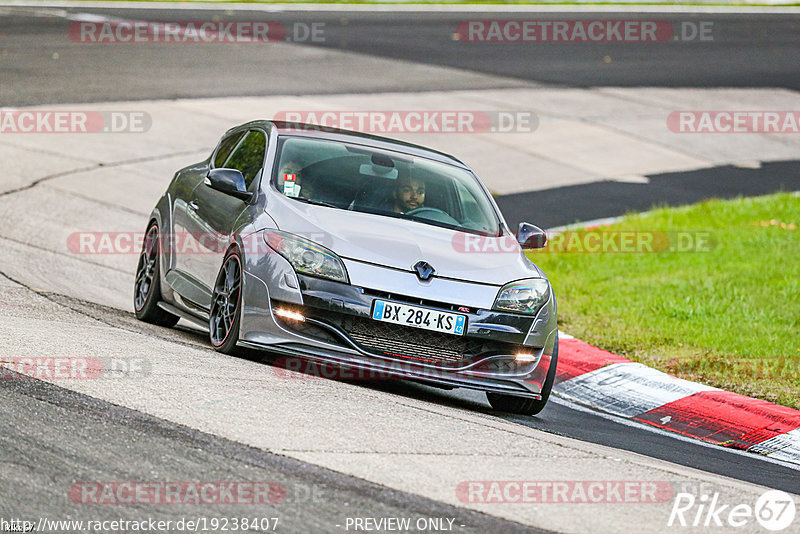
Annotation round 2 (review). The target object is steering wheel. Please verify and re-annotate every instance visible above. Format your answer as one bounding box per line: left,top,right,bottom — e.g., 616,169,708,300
404,206,460,225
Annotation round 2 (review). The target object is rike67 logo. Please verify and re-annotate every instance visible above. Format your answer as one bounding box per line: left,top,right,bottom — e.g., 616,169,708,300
668,489,796,531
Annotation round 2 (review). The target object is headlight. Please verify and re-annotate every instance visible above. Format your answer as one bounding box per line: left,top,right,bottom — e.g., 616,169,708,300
263,230,349,284
493,278,550,315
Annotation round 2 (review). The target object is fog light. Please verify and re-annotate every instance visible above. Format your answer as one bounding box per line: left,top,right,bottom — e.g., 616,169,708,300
275,308,305,322
515,353,536,363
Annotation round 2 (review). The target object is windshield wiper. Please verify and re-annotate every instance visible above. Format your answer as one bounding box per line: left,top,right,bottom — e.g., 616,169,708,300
290,197,340,209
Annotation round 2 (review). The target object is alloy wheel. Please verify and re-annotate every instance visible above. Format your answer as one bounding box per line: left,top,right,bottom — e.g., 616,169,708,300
210,254,242,346
134,226,159,311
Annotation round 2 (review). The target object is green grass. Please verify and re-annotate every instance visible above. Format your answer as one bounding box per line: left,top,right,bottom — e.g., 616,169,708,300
528,192,800,409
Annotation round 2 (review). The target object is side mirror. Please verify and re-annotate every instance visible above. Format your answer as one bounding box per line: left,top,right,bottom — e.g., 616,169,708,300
517,222,547,249
205,168,253,201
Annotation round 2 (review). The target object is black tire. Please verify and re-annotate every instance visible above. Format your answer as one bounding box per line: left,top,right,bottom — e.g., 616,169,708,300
134,223,180,327
487,337,559,416
209,249,244,355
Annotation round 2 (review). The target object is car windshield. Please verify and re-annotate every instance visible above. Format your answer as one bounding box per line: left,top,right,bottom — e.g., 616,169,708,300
273,136,501,236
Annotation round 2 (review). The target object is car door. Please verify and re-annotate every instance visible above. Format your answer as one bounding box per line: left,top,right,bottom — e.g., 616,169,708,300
171,130,245,301
181,129,268,309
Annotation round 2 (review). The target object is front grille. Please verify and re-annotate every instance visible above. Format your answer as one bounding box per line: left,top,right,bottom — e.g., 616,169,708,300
348,321,463,364
325,312,524,366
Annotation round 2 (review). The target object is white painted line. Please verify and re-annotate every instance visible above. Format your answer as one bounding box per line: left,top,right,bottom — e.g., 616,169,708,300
64,12,118,22
613,174,651,184
731,161,763,169
554,362,718,418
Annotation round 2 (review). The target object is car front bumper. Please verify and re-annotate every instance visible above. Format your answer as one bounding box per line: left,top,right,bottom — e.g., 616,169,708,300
239,253,557,398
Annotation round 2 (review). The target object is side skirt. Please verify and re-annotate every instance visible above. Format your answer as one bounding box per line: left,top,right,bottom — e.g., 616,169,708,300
157,301,208,329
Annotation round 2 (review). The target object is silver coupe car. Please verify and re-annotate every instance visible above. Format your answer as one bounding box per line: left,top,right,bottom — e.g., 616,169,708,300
134,120,558,415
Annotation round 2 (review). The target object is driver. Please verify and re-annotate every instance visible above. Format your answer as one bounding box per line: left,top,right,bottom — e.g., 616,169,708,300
392,176,426,214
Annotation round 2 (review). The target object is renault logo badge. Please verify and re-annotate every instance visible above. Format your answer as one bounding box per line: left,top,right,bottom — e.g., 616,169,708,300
413,261,435,281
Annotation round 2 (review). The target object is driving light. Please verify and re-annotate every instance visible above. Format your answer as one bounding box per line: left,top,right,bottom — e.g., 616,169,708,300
493,278,550,315
264,230,349,284
275,308,305,322
515,353,537,363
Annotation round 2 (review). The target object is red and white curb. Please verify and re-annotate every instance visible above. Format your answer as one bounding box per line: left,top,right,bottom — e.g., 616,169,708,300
554,332,800,467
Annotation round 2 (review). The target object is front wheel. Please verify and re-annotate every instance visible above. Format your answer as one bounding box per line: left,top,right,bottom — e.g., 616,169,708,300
487,337,559,416
133,223,180,327
209,249,244,354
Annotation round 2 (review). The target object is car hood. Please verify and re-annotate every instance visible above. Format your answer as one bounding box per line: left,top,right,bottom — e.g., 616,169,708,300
267,197,542,286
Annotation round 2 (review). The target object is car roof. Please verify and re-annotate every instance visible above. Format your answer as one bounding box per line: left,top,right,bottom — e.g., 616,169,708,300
227,120,470,169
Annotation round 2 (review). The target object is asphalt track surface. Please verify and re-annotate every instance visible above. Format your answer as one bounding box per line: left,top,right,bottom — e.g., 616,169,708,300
2,9,800,105
0,365,539,534
2,5,800,532
272,12,800,89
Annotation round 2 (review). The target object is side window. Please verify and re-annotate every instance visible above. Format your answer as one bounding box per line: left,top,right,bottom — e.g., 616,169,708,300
223,130,267,189
213,131,245,169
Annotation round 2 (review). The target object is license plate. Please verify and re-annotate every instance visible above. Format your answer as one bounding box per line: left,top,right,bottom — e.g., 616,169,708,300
371,300,466,336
